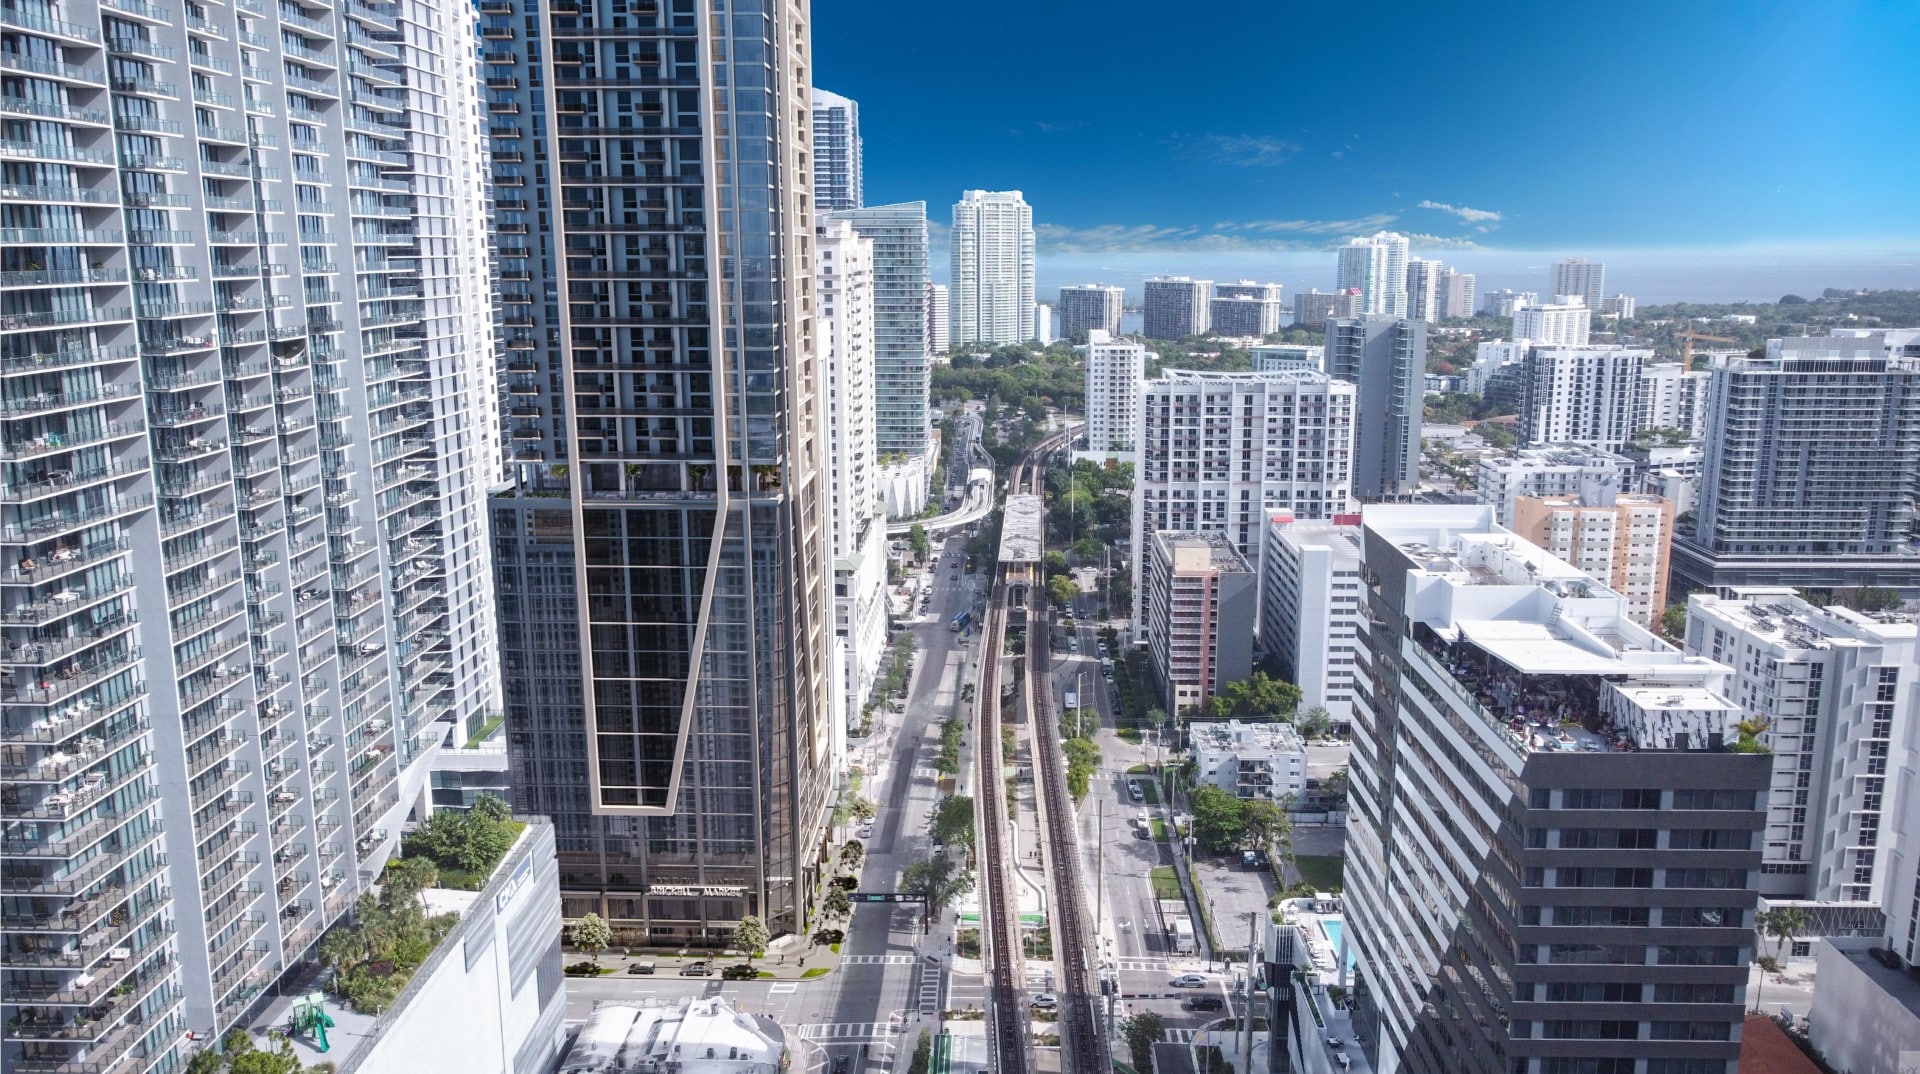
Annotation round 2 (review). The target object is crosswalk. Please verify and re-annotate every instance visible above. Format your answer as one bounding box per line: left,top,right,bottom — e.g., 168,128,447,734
914,963,942,1015
795,1022,902,1041
1163,1028,1198,1043
838,954,918,966
1116,957,1175,972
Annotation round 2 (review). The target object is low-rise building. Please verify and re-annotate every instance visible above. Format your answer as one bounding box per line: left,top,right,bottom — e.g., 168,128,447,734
1143,531,1256,715
1251,343,1324,372
1511,488,1674,628
1808,938,1920,1074
1260,516,1367,725
1191,719,1307,802
559,997,791,1073
1473,444,1634,525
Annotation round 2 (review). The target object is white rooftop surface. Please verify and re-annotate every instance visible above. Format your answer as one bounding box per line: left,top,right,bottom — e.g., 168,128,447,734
999,493,1044,563
561,999,786,1074
1456,620,1630,676
418,887,479,917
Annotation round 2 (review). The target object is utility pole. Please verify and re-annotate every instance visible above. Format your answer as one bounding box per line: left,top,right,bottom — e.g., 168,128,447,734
1242,911,1258,1069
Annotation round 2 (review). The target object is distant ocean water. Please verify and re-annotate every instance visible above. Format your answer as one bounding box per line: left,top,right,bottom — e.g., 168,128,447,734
973,243,1919,308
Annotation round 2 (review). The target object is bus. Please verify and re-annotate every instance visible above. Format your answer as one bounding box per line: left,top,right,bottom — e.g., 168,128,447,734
950,610,972,633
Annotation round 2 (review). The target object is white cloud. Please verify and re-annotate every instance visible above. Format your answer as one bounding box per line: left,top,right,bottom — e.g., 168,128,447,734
1177,133,1300,167
1417,199,1504,228
1034,214,1472,255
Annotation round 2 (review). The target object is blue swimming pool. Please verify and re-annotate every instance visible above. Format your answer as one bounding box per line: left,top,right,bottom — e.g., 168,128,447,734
1320,918,1357,971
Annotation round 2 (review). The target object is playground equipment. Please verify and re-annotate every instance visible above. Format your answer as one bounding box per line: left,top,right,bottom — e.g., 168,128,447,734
289,993,334,1053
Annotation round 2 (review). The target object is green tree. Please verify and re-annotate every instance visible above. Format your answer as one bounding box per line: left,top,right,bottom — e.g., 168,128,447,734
851,796,877,822
908,523,931,562
224,1031,304,1074
840,840,865,870
901,855,974,919
821,885,852,919
929,796,976,850
1208,671,1301,720
1059,706,1099,739
569,912,611,956
1041,550,1069,577
1758,905,1811,960
1323,769,1350,809
1242,798,1290,862
732,915,769,962
1121,1012,1166,1073
1071,535,1104,560
1295,705,1334,741
1063,737,1101,800
1189,784,1247,852
1659,603,1688,640
1047,574,1080,607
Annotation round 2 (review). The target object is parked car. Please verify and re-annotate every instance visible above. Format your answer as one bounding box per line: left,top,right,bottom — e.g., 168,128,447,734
627,960,656,974
1128,782,1145,802
859,823,874,840
680,960,713,976
1188,995,1224,1011
1171,973,1207,987
1031,992,1057,1008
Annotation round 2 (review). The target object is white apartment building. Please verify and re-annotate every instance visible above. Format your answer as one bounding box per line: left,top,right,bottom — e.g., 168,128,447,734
817,221,889,745
1033,301,1053,345
1335,232,1410,317
1633,362,1712,439
1467,339,1531,393
1142,276,1212,340
1191,720,1308,803
1083,330,1146,455
1142,532,1256,714
1210,280,1285,337
1687,590,1917,914
949,189,1035,346
0,0,502,1063
1511,297,1593,346
1438,266,1477,320
1551,257,1607,311
1056,284,1125,342
1479,288,1540,317
1260,518,1367,724
1518,345,1648,448
1251,343,1324,372
1405,257,1442,323
1474,444,1635,525
1131,370,1358,619
1601,294,1637,319
1512,489,1675,628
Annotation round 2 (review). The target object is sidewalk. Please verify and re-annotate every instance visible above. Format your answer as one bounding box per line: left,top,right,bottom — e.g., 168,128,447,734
562,940,846,981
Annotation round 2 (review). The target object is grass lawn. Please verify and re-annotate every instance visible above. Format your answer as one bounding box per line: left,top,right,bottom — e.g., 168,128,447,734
1116,726,1142,743
1137,779,1159,804
1150,819,1168,841
1149,866,1184,900
1293,855,1345,893
1126,762,1152,774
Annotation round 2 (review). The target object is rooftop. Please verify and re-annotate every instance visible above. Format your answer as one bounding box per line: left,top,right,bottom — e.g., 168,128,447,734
1480,444,1631,471
560,999,788,1074
998,493,1043,563
1154,367,1340,387
1191,719,1305,755
1152,530,1253,574
1692,588,1916,649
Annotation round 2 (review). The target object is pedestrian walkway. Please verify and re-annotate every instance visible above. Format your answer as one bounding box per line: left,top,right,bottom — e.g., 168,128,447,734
1116,957,1175,972
840,954,919,966
796,1022,903,1041
915,962,943,1015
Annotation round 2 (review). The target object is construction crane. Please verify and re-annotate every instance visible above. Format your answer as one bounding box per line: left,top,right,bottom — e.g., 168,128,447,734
1679,324,1740,369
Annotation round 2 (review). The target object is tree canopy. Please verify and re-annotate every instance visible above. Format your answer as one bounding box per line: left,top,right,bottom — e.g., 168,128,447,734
929,796,976,850
1208,671,1302,721
1189,784,1247,852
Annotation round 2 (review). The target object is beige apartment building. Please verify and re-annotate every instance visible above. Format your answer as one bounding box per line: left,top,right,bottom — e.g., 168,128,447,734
1512,489,1675,626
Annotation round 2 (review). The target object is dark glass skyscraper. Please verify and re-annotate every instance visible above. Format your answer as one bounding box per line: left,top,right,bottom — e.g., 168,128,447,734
487,0,833,944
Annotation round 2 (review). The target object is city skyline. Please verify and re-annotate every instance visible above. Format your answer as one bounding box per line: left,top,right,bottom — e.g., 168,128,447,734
814,4,1920,264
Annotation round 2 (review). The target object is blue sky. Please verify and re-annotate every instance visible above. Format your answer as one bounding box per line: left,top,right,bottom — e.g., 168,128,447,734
813,2,1920,297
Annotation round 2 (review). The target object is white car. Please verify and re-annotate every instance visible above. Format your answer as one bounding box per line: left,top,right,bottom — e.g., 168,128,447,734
1171,974,1208,987
859,824,874,839
1031,992,1057,1008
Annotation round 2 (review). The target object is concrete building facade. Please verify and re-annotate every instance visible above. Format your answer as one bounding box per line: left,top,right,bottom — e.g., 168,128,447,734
926,282,949,356
1479,289,1541,317
1210,280,1285,338
1518,345,1649,449
1191,719,1308,803
1551,257,1607,311
0,0,503,1063
489,0,835,945
1083,330,1146,455
1686,590,1916,911
1511,298,1593,347
1142,532,1256,715
1259,518,1367,724
1473,445,1635,526
1347,505,1767,1074
1512,489,1675,627
949,189,1035,347
1293,288,1360,328
1676,334,1920,592
1632,363,1712,440
1131,369,1358,617
1325,317,1426,500
1142,276,1212,340
1057,284,1125,343
1251,344,1325,373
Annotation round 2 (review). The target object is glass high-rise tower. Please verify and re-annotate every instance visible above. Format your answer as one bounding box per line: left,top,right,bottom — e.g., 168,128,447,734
0,0,499,1067
487,0,834,944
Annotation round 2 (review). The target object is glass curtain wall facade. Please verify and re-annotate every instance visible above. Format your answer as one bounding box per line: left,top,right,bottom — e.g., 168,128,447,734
489,0,833,945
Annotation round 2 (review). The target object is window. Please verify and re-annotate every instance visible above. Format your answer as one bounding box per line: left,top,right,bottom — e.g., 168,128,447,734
1665,868,1748,890
1668,829,1750,851
1545,982,1642,1003
1649,1021,1731,1041
1542,1020,1639,1039
1671,789,1755,811
1560,828,1658,849
1657,945,1741,966
1547,943,1643,965
1554,905,1650,927
1561,788,1663,810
